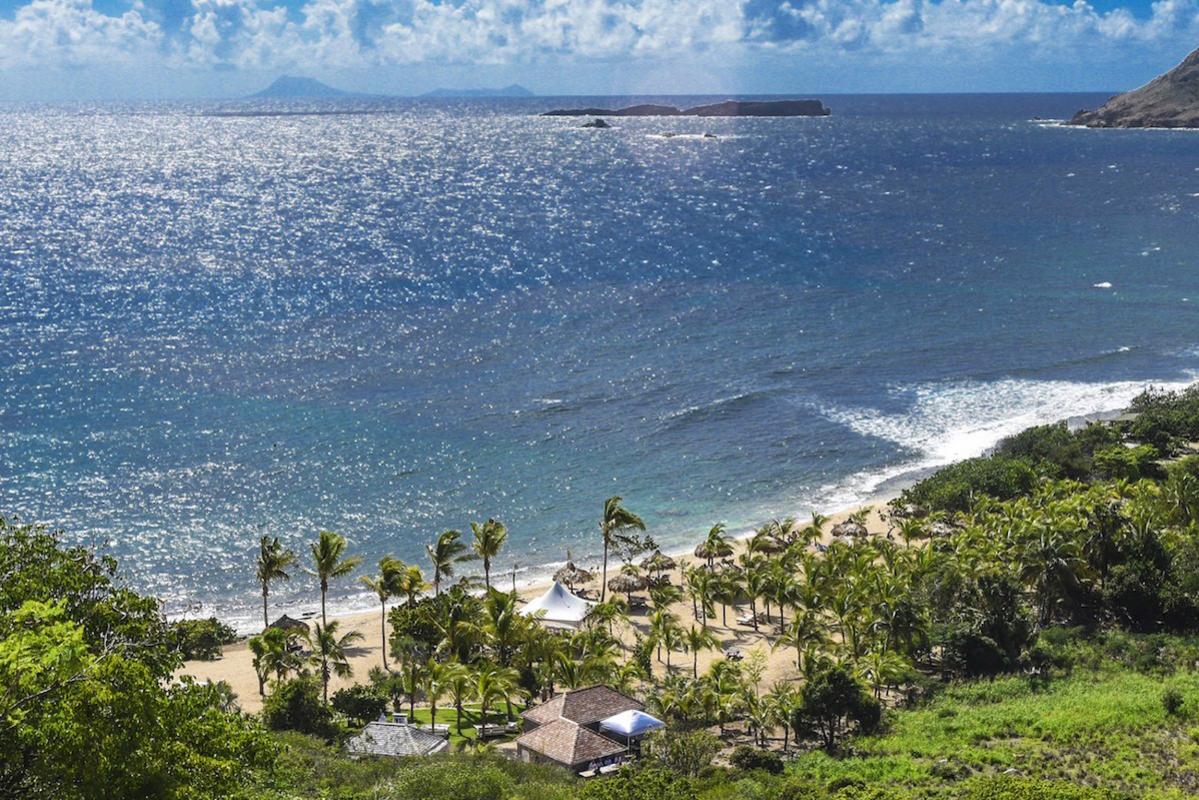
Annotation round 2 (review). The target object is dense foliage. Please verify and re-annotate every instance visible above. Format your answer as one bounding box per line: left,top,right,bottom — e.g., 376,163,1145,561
171,616,239,660
0,515,272,800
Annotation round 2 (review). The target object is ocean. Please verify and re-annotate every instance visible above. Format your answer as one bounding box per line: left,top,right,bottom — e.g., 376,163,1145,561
3,93,1199,629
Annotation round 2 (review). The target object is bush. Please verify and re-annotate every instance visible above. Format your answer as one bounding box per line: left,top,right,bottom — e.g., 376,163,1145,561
387,760,515,800
577,765,697,800
1128,385,1199,452
331,683,388,726
1092,444,1159,481
791,665,881,751
994,423,1093,479
262,677,334,737
728,745,783,774
643,729,721,778
959,775,1117,800
899,457,1038,514
169,616,238,660
1163,687,1185,716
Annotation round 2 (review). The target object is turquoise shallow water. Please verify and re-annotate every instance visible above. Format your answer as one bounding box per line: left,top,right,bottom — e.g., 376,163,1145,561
3,93,1199,627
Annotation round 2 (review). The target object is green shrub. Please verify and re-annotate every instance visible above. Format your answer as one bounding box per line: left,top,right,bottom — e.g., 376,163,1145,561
578,765,697,800
729,745,783,774
899,457,1037,514
385,760,515,800
994,423,1093,479
1163,687,1185,716
958,775,1116,799
262,677,334,737
331,683,389,726
643,729,721,778
1128,385,1199,452
170,616,238,660
1092,444,1159,481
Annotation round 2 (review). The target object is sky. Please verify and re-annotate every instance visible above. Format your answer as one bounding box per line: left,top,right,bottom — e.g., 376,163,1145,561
0,0,1196,99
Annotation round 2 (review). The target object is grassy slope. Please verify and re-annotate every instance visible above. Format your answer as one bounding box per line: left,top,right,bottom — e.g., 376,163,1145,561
790,667,1199,798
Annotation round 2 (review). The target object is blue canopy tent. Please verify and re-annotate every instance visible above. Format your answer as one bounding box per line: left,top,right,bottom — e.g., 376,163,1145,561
598,709,665,748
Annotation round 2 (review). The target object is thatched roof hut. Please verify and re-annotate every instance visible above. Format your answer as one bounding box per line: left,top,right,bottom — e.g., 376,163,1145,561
553,562,593,589
267,614,309,636
607,572,648,596
831,521,868,538
641,551,677,575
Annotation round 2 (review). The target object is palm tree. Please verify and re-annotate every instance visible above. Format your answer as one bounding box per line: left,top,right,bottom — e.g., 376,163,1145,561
247,635,270,696
360,558,398,670
599,496,646,603
307,530,361,628
255,535,296,631
307,620,364,705
474,664,521,730
684,625,720,678
766,681,798,752
774,607,828,672
426,529,473,596
741,558,769,632
395,563,427,606
443,662,474,735
471,518,508,592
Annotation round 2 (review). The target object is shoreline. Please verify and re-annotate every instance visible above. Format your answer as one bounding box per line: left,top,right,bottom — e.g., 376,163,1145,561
178,491,899,712
176,398,1154,638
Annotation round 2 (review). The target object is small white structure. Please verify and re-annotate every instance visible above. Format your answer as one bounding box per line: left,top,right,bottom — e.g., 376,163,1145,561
522,580,594,628
598,709,665,740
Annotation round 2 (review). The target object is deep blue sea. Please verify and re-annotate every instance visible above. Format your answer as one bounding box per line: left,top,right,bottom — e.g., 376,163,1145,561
4,93,1199,628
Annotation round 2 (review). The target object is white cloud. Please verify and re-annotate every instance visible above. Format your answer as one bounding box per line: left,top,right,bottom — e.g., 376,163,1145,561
1,0,1197,73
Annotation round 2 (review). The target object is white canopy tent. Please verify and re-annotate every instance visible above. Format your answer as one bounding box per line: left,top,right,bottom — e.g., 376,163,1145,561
521,580,594,628
598,709,665,739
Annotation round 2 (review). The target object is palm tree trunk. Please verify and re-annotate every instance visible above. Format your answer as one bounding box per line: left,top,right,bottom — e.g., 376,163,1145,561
380,600,388,670
455,698,463,735
321,579,328,628
484,560,491,592
693,652,698,679
262,584,269,631
430,700,437,732
600,539,609,603
751,598,759,631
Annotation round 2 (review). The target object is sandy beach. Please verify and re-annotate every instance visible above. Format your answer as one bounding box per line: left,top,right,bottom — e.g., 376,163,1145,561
179,498,897,713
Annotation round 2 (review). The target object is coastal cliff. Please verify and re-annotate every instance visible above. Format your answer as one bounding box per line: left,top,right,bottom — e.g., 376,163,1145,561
1070,46,1199,128
542,99,830,117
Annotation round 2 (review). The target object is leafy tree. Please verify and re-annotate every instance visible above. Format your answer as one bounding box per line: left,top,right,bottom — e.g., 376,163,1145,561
641,730,720,779
790,664,881,751
262,676,334,737
331,683,388,725
169,616,237,660
899,456,1037,514
729,744,783,774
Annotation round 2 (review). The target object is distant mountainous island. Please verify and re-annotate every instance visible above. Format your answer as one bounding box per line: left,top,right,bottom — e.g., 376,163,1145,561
421,85,534,98
249,76,368,100
542,99,830,118
1070,46,1199,128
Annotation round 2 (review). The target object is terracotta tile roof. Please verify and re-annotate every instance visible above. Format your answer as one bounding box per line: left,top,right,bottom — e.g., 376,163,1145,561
522,685,644,726
346,721,449,758
516,719,627,767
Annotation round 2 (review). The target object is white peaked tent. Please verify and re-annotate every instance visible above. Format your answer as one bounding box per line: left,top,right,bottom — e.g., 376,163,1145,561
522,580,594,628
599,709,664,742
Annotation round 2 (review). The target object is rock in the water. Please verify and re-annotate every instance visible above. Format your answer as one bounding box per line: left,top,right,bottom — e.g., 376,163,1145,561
1070,47,1199,128
581,118,611,129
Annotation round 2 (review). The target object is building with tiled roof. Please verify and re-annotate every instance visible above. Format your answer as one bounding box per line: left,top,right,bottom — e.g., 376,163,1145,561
346,719,449,758
521,685,644,730
516,685,645,772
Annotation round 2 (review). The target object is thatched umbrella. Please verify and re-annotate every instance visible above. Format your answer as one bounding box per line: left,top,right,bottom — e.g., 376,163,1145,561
641,551,677,579
553,561,593,590
607,571,648,602
831,520,868,538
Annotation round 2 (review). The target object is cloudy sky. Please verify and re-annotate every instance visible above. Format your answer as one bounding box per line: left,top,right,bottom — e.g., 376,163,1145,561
0,0,1195,99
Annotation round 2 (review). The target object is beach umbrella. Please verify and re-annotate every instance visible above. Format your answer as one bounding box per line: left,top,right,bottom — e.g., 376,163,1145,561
607,572,647,599
553,561,593,589
641,551,677,576
831,521,868,538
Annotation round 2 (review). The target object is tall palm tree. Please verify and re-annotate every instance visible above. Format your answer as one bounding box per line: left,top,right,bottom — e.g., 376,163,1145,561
765,681,798,752
698,523,733,569
307,530,361,628
255,535,296,631
684,625,719,678
444,662,474,735
599,496,646,603
471,518,508,592
361,557,399,670
426,529,473,596
424,659,449,732
307,620,364,705
247,635,270,697
474,664,521,729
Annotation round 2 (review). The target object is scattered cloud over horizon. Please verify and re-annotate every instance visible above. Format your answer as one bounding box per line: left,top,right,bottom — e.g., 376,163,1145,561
1,0,1197,96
